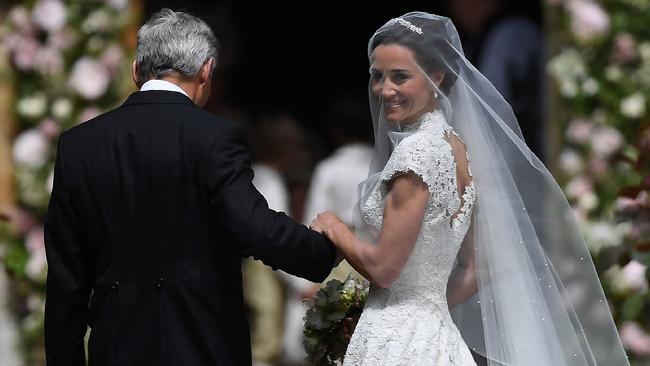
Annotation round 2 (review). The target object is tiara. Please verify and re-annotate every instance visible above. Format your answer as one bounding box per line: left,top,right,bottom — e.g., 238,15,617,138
387,17,423,35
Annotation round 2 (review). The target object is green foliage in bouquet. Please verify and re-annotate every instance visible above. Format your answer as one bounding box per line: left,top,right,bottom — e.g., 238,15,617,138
303,275,369,366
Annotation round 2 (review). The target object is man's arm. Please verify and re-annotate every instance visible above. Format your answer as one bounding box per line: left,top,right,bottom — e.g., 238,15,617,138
205,124,336,282
44,133,90,366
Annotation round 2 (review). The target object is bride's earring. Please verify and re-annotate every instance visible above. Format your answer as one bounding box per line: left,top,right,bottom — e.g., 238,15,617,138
434,91,439,99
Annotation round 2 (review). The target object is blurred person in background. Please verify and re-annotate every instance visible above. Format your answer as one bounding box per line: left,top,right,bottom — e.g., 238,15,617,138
247,112,320,366
449,0,546,160
303,96,373,284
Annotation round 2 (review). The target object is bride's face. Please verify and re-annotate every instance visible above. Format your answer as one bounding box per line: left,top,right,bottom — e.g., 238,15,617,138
369,44,437,124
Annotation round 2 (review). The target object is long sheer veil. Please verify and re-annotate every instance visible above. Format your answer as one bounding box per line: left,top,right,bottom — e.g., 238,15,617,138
356,12,629,366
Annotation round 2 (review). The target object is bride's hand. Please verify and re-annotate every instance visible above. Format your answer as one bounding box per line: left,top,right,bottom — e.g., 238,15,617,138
309,211,347,243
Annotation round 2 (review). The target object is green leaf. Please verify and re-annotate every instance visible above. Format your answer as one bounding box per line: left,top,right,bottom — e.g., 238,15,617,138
621,293,646,320
4,240,29,280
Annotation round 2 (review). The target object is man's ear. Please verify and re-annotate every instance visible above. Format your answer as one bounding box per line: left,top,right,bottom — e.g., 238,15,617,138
200,58,214,85
132,60,142,88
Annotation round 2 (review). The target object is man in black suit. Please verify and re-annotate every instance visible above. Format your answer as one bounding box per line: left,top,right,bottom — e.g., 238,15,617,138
43,9,336,366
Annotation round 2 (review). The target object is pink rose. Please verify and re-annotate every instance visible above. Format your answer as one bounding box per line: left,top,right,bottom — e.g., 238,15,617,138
612,33,636,64
620,322,650,356
568,0,610,42
47,27,77,51
31,0,67,33
565,176,593,199
0,206,36,234
8,5,35,34
100,45,125,74
565,118,594,143
591,126,623,157
588,156,609,177
38,118,60,139
616,196,640,214
34,46,64,75
78,106,102,124
622,260,648,293
68,57,110,100
25,227,47,281
12,36,39,71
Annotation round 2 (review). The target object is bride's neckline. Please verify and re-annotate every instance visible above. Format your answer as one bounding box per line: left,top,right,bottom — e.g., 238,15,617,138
391,109,445,132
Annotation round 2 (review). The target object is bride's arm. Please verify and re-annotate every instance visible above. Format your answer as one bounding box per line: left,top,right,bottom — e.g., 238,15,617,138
446,219,478,308
311,173,429,288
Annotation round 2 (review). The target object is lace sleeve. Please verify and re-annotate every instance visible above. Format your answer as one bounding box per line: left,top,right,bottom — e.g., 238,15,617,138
380,131,455,197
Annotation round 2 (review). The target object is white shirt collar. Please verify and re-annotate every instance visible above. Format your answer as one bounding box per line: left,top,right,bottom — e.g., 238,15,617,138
140,79,190,98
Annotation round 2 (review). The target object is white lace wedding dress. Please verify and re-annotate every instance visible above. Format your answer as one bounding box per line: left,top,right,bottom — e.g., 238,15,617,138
343,111,478,366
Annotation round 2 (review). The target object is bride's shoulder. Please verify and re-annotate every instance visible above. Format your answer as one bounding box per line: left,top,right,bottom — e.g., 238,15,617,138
395,117,452,157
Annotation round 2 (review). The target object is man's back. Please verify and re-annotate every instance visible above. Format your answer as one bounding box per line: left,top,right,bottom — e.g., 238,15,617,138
44,91,335,365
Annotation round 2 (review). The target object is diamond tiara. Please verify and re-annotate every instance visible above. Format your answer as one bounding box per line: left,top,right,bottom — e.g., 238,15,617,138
387,17,423,35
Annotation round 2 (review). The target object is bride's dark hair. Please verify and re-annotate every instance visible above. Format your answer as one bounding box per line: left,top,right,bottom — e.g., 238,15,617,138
369,19,460,95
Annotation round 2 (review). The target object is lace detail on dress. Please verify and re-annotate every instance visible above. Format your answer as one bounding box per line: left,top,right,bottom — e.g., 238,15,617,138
345,111,477,366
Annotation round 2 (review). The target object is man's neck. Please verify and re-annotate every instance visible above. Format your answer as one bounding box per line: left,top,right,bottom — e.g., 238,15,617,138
159,76,199,102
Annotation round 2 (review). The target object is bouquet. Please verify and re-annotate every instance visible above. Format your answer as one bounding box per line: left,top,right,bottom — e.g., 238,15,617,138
303,275,369,366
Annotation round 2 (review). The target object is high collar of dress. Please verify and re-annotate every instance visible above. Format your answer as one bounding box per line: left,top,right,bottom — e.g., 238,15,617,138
390,109,445,132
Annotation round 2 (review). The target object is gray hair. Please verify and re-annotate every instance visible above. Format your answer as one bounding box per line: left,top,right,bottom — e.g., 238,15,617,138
135,9,219,83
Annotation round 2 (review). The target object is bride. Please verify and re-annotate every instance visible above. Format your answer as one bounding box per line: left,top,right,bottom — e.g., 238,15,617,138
309,12,629,366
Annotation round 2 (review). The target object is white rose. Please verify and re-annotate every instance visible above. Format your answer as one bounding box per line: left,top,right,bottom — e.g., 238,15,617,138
13,128,50,168
17,94,47,119
578,192,599,211
583,221,625,252
620,93,646,118
605,65,624,82
68,57,110,100
82,9,111,34
51,97,73,120
31,0,67,33
560,80,579,97
591,126,623,157
639,42,650,63
581,78,599,95
559,149,584,175
106,0,129,10
548,48,587,88
46,168,54,194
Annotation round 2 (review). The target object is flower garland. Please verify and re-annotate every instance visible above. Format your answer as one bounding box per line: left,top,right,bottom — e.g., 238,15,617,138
547,0,650,362
0,0,136,362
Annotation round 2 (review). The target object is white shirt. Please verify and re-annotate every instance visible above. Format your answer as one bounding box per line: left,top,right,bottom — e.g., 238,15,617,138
251,163,289,213
303,143,373,226
140,79,189,98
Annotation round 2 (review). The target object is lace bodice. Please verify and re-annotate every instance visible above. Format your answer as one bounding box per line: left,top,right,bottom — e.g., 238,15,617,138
360,110,475,304
343,111,477,365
